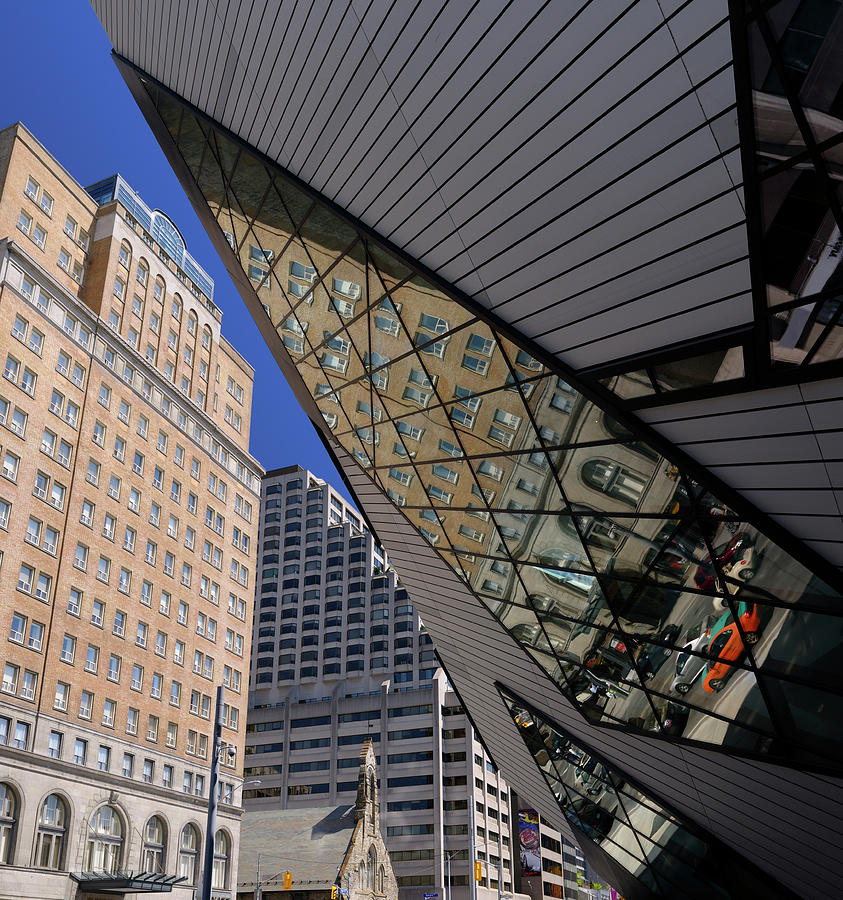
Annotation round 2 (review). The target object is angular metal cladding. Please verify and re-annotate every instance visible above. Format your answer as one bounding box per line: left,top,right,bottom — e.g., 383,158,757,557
89,1,843,895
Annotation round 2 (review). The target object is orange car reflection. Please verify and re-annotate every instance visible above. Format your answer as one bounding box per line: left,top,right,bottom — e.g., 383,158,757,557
702,601,761,693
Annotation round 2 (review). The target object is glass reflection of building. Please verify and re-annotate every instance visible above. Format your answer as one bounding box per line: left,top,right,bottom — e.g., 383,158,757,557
92,1,843,897
146,89,842,764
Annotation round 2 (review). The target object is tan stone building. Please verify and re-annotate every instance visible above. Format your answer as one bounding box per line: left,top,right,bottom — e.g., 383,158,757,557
237,740,398,900
0,122,262,899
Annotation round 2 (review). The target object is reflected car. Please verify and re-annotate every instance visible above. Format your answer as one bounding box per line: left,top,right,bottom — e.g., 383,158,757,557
671,616,716,694
635,623,682,679
693,532,758,590
630,701,690,736
575,756,608,796
567,797,614,842
702,602,761,693
571,668,631,701
658,701,690,735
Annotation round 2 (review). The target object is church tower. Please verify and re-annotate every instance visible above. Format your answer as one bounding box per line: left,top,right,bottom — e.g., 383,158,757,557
355,739,380,835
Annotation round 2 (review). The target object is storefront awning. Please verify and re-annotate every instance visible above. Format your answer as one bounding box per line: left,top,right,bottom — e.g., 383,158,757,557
71,870,186,893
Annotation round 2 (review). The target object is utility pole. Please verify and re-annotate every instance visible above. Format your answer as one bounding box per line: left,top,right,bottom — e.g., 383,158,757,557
256,853,262,900
497,849,503,900
468,795,476,900
200,685,225,900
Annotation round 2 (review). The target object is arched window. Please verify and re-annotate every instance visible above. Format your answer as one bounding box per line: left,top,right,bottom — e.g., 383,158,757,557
178,824,199,884
85,806,123,873
34,794,66,869
142,816,167,872
118,241,132,269
187,312,198,336
172,294,182,320
0,783,18,864
559,514,619,551
581,459,646,507
366,846,377,890
212,829,229,889
154,277,166,303
201,326,212,351
136,259,149,287
378,865,385,893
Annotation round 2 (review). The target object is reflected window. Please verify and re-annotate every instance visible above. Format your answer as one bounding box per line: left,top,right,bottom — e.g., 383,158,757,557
581,460,645,506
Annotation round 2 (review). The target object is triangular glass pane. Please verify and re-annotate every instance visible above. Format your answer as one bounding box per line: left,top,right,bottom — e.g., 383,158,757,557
213,164,253,255
274,301,319,362
368,349,438,420
651,346,745,393
296,351,348,402
768,677,843,765
252,172,298,241
298,197,359,262
258,235,321,320
440,513,499,561
477,458,566,516
267,173,314,232
557,446,692,516
492,329,550,377
599,370,656,400
368,241,412,296
760,164,830,307
151,85,188,148
227,151,272,227
207,127,241,193
490,507,589,565
255,268,295,337
377,403,461,467
697,517,842,607
369,462,429,511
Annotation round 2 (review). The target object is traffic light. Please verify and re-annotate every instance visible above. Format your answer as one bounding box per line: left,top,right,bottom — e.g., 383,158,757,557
331,885,338,899
474,861,483,882
283,873,292,890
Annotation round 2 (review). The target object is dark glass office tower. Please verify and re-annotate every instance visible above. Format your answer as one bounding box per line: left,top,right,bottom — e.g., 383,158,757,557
91,3,843,897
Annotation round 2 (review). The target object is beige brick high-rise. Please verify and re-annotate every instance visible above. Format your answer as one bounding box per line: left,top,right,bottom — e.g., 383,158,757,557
0,122,262,900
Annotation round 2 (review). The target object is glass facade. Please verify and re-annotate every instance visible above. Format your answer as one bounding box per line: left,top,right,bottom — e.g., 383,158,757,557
142,80,843,772
500,690,792,900
746,0,843,368
600,1,843,407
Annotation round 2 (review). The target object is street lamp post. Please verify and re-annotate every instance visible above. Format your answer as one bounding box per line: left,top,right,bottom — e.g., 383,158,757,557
199,685,225,900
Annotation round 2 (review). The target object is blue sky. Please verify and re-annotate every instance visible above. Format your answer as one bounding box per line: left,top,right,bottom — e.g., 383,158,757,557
0,1,341,485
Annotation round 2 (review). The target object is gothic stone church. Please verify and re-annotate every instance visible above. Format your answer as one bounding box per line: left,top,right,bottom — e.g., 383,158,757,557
237,741,398,900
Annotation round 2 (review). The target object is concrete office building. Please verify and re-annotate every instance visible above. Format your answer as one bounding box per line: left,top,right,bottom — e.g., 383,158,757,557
246,465,524,900
0,122,261,898
93,3,843,897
